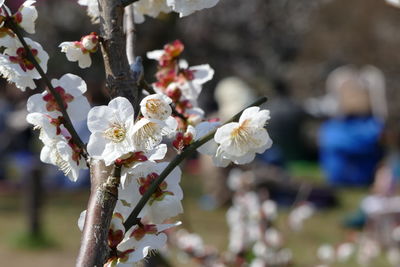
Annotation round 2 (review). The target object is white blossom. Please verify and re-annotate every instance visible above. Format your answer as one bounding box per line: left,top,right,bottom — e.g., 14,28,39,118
140,93,172,121
264,228,282,248
27,73,90,122
39,134,86,181
16,0,38,34
26,112,62,141
261,200,278,221
166,0,220,17
177,64,214,103
134,0,172,24
0,37,48,90
386,0,400,7
122,161,183,223
288,203,314,231
105,215,180,266
146,49,164,61
132,116,177,151
175,229,205,256
336,243,355,262
317,244,335,263
87,97,136,166
213,106,272,167
0,14,17,48
59,33,99,69
78,0,100,23
0,36,16,50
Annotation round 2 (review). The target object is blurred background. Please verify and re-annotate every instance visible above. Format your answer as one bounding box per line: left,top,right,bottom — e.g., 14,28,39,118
2,0,400,266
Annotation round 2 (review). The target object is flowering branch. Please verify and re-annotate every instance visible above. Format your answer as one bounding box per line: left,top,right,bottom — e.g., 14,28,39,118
5,17,87,157
123,96,268,231
76,161,121,266
76,1,141,265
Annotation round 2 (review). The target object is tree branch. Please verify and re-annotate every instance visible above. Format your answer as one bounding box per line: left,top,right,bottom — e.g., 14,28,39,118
123,96,268,230
76,161,121,266
125,4,136,65
121,0,140,8
6,18,87,158
76,1,141,265
98,0,140,111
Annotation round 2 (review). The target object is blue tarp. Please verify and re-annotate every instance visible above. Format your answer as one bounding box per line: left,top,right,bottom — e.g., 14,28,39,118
319,116,384,186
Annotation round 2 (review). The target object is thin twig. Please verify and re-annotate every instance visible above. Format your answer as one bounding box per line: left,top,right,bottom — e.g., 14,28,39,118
121,0,140,7
123,96,268,230
6,18,87,157
125,4,136,65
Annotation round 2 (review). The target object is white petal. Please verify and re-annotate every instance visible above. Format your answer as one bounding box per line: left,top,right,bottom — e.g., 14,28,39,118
40,145,53,164
146,50,164,61
87,106,114,132
19,1,38,34
191,64,214,85
214,122,237,144
108,97,135,122
78,210,87,231
87,131,106,157
147,195,183,223
147,144,168,161
78,53,92,69
55,73,88,94
239,106,260,123
66,96,91,122
166,0,220,17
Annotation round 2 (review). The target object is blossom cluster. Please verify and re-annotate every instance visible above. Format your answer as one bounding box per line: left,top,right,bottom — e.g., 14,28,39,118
59,32,99,68
0,1,274,266
168,168,315,267
225,169,293,267
78,0,220,24
0,0,47,90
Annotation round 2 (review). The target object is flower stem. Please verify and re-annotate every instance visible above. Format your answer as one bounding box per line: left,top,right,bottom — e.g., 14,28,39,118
123,96,268,230
6,18,87,158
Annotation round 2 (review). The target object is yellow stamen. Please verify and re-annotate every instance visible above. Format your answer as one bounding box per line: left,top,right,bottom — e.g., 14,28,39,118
104,123,127,143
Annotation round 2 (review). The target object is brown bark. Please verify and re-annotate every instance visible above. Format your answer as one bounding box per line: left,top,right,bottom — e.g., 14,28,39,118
76,160,120,266
98,0,140,111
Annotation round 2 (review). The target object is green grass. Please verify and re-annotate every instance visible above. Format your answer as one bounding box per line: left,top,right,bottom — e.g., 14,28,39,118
0,163,394,266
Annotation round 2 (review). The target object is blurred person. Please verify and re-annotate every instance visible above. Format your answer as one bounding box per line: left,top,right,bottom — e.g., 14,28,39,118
319,65,387,186
260,78,308,166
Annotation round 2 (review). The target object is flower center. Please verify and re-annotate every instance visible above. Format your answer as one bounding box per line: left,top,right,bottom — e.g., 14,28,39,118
130,224,158,241
42,87,74,112
146,99,162,114
104,123,127,143
137,172,173,204
145,98,170,119
55,150,72,177
230,119,260,149
133,122,160,149
9,47,39,72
